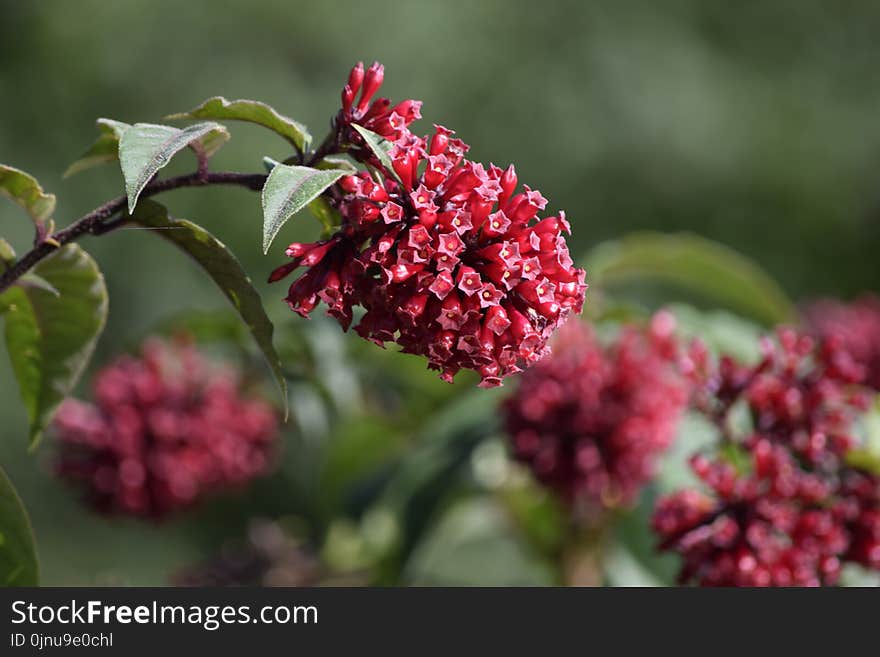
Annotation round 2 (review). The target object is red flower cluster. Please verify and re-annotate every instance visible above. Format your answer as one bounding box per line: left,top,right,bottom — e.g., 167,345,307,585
805,294,880,390
653,330,880,586
53,339,278,518
502,313,689,517
270,62,586,386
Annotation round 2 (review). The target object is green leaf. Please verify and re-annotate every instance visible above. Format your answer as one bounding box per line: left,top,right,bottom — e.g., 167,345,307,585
585,232,797,327
0,244,108,446
166,96,311,152
497,476,567,558
602,543,665,587
719,441,752,476
128,200,287,415
318,415,407,516
119,122,230,212
611,498,678,586
307,196,342,235
261,164,347,253
16,273,60,297
150,309,250,345
63,118,131,178
372,389,504,574
404,497,555,586
0,466,39,585
839,564,880,587
845,449,880,476
315,155,358,174
666,303,765,364
0,238,16,266
350,124,397,179
0,165,55,224
656,411,719,493
848,397,880,475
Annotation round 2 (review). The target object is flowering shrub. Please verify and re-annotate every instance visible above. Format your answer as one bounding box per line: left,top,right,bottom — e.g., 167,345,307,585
0,56,591,585
2,54,879,590
805,294,880,391
269,63,587,386
653,329,880,586
502,313,689,519
53,339,278,517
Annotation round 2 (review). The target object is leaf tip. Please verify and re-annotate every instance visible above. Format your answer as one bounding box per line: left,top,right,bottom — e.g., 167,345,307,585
27,430,43,453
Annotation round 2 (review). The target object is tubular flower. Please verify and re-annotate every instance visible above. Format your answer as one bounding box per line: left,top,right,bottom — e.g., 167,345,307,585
339,61,422,141
271,62,587,386
804,294,880,390
502,313,689,517
653,329,880,586
53,338,278,518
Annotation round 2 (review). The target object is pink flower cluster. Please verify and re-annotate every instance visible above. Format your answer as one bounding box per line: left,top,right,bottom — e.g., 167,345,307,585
502,313,689,517
805,294,880,390
270,62,586,386
653,330,880,586
53,339,278,518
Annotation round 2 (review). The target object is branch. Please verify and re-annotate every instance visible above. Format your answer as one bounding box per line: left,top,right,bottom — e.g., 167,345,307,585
0,171,266,294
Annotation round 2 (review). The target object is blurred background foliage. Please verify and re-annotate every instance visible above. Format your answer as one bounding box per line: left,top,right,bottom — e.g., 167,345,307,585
1,0,880,585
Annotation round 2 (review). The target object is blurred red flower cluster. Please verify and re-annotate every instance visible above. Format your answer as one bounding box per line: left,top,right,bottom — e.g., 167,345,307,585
53,339,278,518
654,329,880,586
805,294,880,390
502,313,689,519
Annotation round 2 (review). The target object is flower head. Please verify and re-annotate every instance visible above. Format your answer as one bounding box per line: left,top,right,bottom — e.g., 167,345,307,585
53,338,278,518
502,313,689,517
654,329,880,586
271,62,587,386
